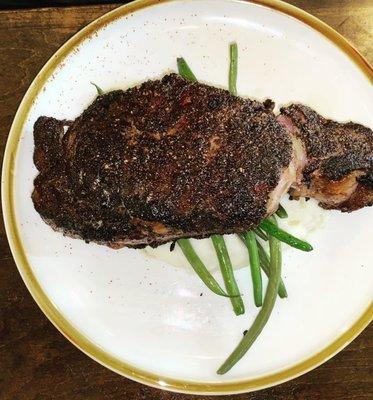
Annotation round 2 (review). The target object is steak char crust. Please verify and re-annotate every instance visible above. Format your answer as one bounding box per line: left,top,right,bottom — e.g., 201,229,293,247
280,104,373,211
32,74,292,248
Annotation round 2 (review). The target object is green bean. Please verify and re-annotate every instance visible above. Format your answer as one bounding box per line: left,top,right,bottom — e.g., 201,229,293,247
217,221,282,374
242,231,262,307
276,204,288,219
260,219,313,252
91,82,104,95
229,42,238,95
177,239,230,297
254,227,268,241
256,240,287,298
177,57,197,82
211,235,245,315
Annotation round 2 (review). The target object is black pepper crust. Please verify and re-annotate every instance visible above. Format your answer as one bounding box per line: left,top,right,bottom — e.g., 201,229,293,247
32,74,292,248
281,104,373,212
281,104,373,184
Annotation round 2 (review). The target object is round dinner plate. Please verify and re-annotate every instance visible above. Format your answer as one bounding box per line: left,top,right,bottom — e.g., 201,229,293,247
2,0,373,395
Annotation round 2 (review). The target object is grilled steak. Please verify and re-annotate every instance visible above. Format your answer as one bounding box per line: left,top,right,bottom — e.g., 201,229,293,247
278,104,373,211
32,74,295,248
32,74,373,248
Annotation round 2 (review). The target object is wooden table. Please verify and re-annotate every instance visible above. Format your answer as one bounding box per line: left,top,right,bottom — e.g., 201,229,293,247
0,1,372,399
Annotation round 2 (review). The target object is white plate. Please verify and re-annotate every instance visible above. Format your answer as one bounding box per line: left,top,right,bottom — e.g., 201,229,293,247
2,0,372,394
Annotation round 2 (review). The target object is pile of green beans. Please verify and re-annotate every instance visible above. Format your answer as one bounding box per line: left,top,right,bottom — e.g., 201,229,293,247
175,45,313,374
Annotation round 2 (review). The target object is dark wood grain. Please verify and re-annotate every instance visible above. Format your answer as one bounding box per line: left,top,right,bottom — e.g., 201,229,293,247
0,1,372,399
